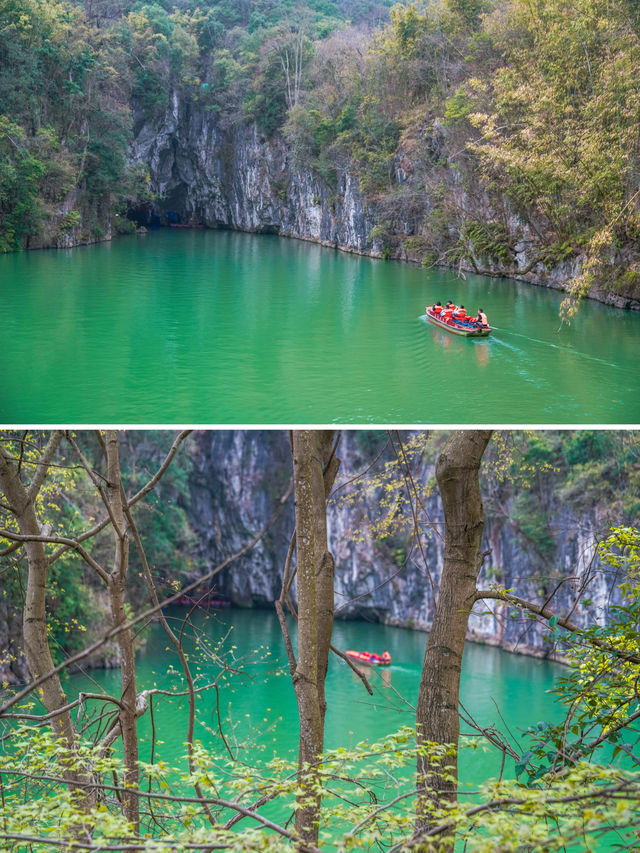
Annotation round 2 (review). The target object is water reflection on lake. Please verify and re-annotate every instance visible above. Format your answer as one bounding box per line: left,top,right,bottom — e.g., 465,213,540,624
2,229,639,423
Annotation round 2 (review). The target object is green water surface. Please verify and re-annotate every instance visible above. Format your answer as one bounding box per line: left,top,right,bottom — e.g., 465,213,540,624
2,229,639,423
71,608,560,810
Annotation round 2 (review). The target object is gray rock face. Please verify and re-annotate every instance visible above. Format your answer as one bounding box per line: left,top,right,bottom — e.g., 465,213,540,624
26,188,112,251
188,430,294,606
131,95,376,254
0,430,623,683
187,431,622,659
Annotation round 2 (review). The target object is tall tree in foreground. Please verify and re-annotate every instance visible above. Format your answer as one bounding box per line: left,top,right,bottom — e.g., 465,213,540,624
415,429,492,837
277,430,340,848
0,430,191,831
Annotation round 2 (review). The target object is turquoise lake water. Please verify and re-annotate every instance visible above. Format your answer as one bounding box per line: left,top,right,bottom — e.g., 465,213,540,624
2,229,639,424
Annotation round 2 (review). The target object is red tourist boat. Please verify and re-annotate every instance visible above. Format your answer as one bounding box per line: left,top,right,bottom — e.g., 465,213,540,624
425,306,492,337
345,650,391,666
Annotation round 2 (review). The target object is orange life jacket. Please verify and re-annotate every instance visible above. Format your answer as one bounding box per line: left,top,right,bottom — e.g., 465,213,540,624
432,305,443,314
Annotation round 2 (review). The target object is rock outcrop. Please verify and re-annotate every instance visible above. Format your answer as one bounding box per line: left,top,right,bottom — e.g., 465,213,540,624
130,93,376,254
0,429,625,683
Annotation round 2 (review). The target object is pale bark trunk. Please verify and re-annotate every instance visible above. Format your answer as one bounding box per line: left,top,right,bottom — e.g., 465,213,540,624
0,433,94,816
104,431,139,830
0,435,74,743
415,430,492,838
291,430,339,847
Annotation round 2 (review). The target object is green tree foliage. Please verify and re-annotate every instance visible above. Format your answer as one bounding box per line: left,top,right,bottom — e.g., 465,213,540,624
0,0,136,248
469,0,640,238
0,118,44,252
445,0,490,31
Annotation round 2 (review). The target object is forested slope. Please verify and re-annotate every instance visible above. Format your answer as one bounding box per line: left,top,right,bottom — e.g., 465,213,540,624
2,0,640,305
0,0,391,248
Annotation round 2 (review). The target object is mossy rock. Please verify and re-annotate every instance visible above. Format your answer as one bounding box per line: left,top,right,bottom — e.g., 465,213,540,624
607,267,640,298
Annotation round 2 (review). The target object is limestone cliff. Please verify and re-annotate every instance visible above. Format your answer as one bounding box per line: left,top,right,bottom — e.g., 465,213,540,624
0,429,628,684
130,93,376,254
187,430,625,659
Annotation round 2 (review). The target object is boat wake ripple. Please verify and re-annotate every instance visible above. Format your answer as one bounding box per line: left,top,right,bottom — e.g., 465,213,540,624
492,327,622,369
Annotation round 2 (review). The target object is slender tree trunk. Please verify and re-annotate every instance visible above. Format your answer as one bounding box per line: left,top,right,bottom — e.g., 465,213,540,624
290,430,339,847
0,434,74,742
104,431,139,830
0,433,95,824
415,430,492,839
108,576,139,827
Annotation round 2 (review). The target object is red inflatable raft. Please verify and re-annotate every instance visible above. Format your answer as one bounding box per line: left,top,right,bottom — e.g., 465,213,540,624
345,650,391,666
425,307,491,337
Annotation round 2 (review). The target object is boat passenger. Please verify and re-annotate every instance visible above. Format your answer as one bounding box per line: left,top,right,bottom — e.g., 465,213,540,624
453,305,467,320
382,651,391,663
477,308,488,327
431,301,443,314
442,307,454,322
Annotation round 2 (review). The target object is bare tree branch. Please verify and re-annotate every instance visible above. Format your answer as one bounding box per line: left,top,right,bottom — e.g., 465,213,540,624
0,476,293,718
475,588,640,664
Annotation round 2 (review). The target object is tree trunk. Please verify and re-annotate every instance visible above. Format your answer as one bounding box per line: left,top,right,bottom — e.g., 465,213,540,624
291,430,339,847
104,431,139,830
0,433,95,821
415,430,492,839
0,434,76,744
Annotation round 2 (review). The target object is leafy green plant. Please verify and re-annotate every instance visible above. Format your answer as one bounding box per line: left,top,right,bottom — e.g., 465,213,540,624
461,219,512,265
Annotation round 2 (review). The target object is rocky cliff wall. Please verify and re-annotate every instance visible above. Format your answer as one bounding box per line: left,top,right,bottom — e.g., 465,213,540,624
130,93,376,254
187,430,622,659
130,98,640,310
